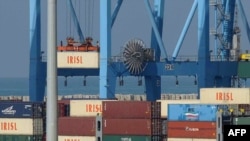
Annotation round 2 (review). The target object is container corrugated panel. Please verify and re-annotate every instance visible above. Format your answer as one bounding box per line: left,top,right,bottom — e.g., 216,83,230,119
58,117,96,136
0,135,43,141
233,117,250,125
58,136,96,141
157,100,200,118
57,52,99,68
70,100,103,117
103,135,163,141
102,101,160,119
168,104,217,121
103,119,161,136
167,138,216,141
200,88,250,104
167,121,216,138
0,118,43,135
0,102,44,118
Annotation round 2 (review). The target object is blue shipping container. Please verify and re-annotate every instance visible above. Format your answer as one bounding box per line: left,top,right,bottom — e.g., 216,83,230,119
0,102,44,118
168,104,218,121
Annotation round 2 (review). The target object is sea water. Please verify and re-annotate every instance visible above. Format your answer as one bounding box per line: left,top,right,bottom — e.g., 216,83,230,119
0,76,248,96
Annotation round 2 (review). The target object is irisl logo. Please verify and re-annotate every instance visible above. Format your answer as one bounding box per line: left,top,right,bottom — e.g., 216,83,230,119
1,106,16,115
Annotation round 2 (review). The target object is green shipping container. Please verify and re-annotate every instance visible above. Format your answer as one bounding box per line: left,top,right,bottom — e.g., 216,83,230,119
103,135,161,141
238,62,250,78
233,117,250,125
0,135,43,141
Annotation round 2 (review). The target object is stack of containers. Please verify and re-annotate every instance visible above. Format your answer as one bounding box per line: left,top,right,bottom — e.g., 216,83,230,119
167,104,218,141
102,101,162,141
0,101,44,141
157,99,201,140
58,99,104,141
43,99,70,140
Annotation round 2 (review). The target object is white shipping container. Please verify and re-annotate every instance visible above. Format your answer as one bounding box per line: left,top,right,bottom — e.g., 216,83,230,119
70,100,105,117
200,88,250,104
157,99,200,118
57,52,99,68
0,118,43,135
58,136,96,141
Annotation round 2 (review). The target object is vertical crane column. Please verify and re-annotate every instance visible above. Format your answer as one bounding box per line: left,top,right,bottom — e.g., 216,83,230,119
100,0,116,99
29,0,46,101
144,0,165,101
222,0,236,59
197,0,213,97
220,0,236,86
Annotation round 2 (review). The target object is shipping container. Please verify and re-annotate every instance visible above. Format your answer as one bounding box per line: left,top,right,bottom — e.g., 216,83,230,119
58,99,70,105
57,52,99,68
103,135,162,141
233,117,250,125
0,118,43,135
167,138,216,141
167,121,216,138
58,117,96,136
58,135,96,141
157,100,200,118
0,102,44,118
103,119,161,136
167,138,193,141
0,135,43,141
102,101,160,119
192,139,217,141
70,100,104,117
57,102,70,117
200,88,250,104
238,62,250,77
168,104,218,121
58,103,66,117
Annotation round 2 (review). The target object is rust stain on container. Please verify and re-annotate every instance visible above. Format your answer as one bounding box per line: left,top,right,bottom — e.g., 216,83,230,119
58,117,96,136
167,121,216,138
102,101,160,119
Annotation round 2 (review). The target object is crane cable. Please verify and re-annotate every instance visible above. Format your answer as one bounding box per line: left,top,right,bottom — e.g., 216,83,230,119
84,0,94,38
65,0,95,41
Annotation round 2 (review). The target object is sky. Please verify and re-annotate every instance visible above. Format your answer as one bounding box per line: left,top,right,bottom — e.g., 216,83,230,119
0,0,249,78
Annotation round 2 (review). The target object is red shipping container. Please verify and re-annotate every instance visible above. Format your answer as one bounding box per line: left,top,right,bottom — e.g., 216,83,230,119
58,99,70,105
58,117,96,136
103,118,162,136
58,103,65,117
167,121,216,139
102,101,160,119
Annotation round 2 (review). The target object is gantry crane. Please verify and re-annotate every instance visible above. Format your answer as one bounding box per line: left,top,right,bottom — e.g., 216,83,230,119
29,0,250,102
